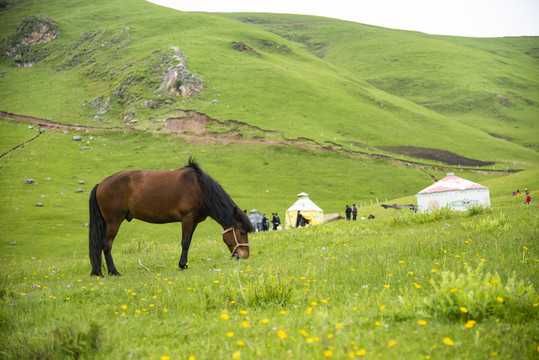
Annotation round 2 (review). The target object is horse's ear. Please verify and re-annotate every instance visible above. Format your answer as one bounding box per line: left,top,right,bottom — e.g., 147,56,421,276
235,207,254,233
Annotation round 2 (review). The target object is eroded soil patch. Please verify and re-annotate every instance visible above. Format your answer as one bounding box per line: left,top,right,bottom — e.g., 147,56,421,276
381,146,495,166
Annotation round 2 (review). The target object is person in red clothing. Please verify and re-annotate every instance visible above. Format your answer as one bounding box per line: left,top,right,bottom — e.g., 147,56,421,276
525,194,531,204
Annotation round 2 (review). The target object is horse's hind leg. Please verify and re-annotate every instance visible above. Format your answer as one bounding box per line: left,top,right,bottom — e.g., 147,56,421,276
104,221,122,276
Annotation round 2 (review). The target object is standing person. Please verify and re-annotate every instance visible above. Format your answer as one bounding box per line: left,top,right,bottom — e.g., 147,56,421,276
272,213,281,231
296,211,304,227
352,204,358,220
261,214,269,231
525,194,531,204
345,205,352,221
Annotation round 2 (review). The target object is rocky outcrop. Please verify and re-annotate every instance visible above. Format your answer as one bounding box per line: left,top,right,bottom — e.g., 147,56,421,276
3,15,60,67
159,47,203,98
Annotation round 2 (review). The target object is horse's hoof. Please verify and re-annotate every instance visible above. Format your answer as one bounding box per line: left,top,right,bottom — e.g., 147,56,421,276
90,271,104,277
178,265,189,271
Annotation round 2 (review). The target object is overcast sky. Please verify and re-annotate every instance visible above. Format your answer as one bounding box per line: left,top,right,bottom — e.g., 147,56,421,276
147,0,539,38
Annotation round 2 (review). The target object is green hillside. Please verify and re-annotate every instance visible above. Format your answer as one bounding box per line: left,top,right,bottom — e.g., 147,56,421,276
1,0,538,170
237,14,539,149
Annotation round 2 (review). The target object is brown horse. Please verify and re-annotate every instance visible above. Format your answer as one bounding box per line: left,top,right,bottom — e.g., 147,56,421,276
89,157,253,276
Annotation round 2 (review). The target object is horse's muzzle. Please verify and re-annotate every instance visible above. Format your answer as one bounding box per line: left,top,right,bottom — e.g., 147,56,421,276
233,247,250,260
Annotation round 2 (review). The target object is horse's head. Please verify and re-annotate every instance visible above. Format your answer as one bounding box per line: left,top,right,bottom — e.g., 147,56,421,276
222,208,253,259
222,222,250,259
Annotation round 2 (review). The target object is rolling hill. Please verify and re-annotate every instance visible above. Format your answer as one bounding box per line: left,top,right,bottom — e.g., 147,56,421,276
0,0,537,169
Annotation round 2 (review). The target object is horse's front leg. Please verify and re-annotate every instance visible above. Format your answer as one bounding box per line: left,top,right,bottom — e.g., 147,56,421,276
179,217,198,270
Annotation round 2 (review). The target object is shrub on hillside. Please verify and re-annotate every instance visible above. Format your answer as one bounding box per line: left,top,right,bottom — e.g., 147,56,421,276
420,264,537,322
386,205,491,226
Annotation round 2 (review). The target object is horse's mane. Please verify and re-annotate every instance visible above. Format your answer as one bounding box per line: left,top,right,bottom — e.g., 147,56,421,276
186,157,254,232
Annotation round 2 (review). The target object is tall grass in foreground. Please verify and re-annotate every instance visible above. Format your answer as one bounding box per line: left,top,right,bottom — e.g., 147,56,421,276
0,198,537,359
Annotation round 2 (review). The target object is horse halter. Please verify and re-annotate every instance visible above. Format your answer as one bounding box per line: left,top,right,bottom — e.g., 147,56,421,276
222,227,249,255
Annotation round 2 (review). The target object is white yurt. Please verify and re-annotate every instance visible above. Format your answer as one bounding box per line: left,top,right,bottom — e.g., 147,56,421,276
285,192,324,228
248,209,263,232
416,173,490,212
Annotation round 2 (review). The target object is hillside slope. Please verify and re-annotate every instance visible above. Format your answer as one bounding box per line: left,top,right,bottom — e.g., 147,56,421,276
220,13,539,151
0,0,537,169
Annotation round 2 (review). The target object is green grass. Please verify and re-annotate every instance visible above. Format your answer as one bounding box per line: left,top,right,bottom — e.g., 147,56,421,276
0,194,537,359
0,0,537,166
3,118,533,260
0,120,538,359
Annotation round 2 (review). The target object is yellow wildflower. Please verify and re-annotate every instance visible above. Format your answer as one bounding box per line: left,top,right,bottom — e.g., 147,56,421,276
465,320,477,328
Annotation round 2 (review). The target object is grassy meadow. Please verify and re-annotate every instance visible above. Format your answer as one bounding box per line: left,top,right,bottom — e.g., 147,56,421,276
0,190,537,359
1,0,539,359
0,119,538,359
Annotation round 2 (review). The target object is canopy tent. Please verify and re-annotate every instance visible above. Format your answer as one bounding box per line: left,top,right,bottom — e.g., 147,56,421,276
285,192,324,228
416,173,490,212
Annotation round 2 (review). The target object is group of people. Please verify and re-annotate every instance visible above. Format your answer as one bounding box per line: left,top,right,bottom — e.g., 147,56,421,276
512,188,531,204
295,210,312,227
260,213,281,231
345,204,358,220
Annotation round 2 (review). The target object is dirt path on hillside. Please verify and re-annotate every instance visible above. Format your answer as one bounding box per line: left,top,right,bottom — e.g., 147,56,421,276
0,111,136,132
1,110,519,179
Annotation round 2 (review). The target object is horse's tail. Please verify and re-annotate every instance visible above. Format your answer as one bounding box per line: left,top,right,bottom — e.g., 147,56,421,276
89,184,106,276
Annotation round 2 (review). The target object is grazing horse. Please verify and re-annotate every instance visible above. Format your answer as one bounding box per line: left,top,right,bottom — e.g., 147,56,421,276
89,157,253,276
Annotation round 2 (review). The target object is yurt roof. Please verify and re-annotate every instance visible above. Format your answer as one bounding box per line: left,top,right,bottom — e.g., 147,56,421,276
249,209,261,216
417,173,488,195
286,192,323,212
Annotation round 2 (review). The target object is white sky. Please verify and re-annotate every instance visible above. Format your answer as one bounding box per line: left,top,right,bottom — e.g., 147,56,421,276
147,0,539,38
